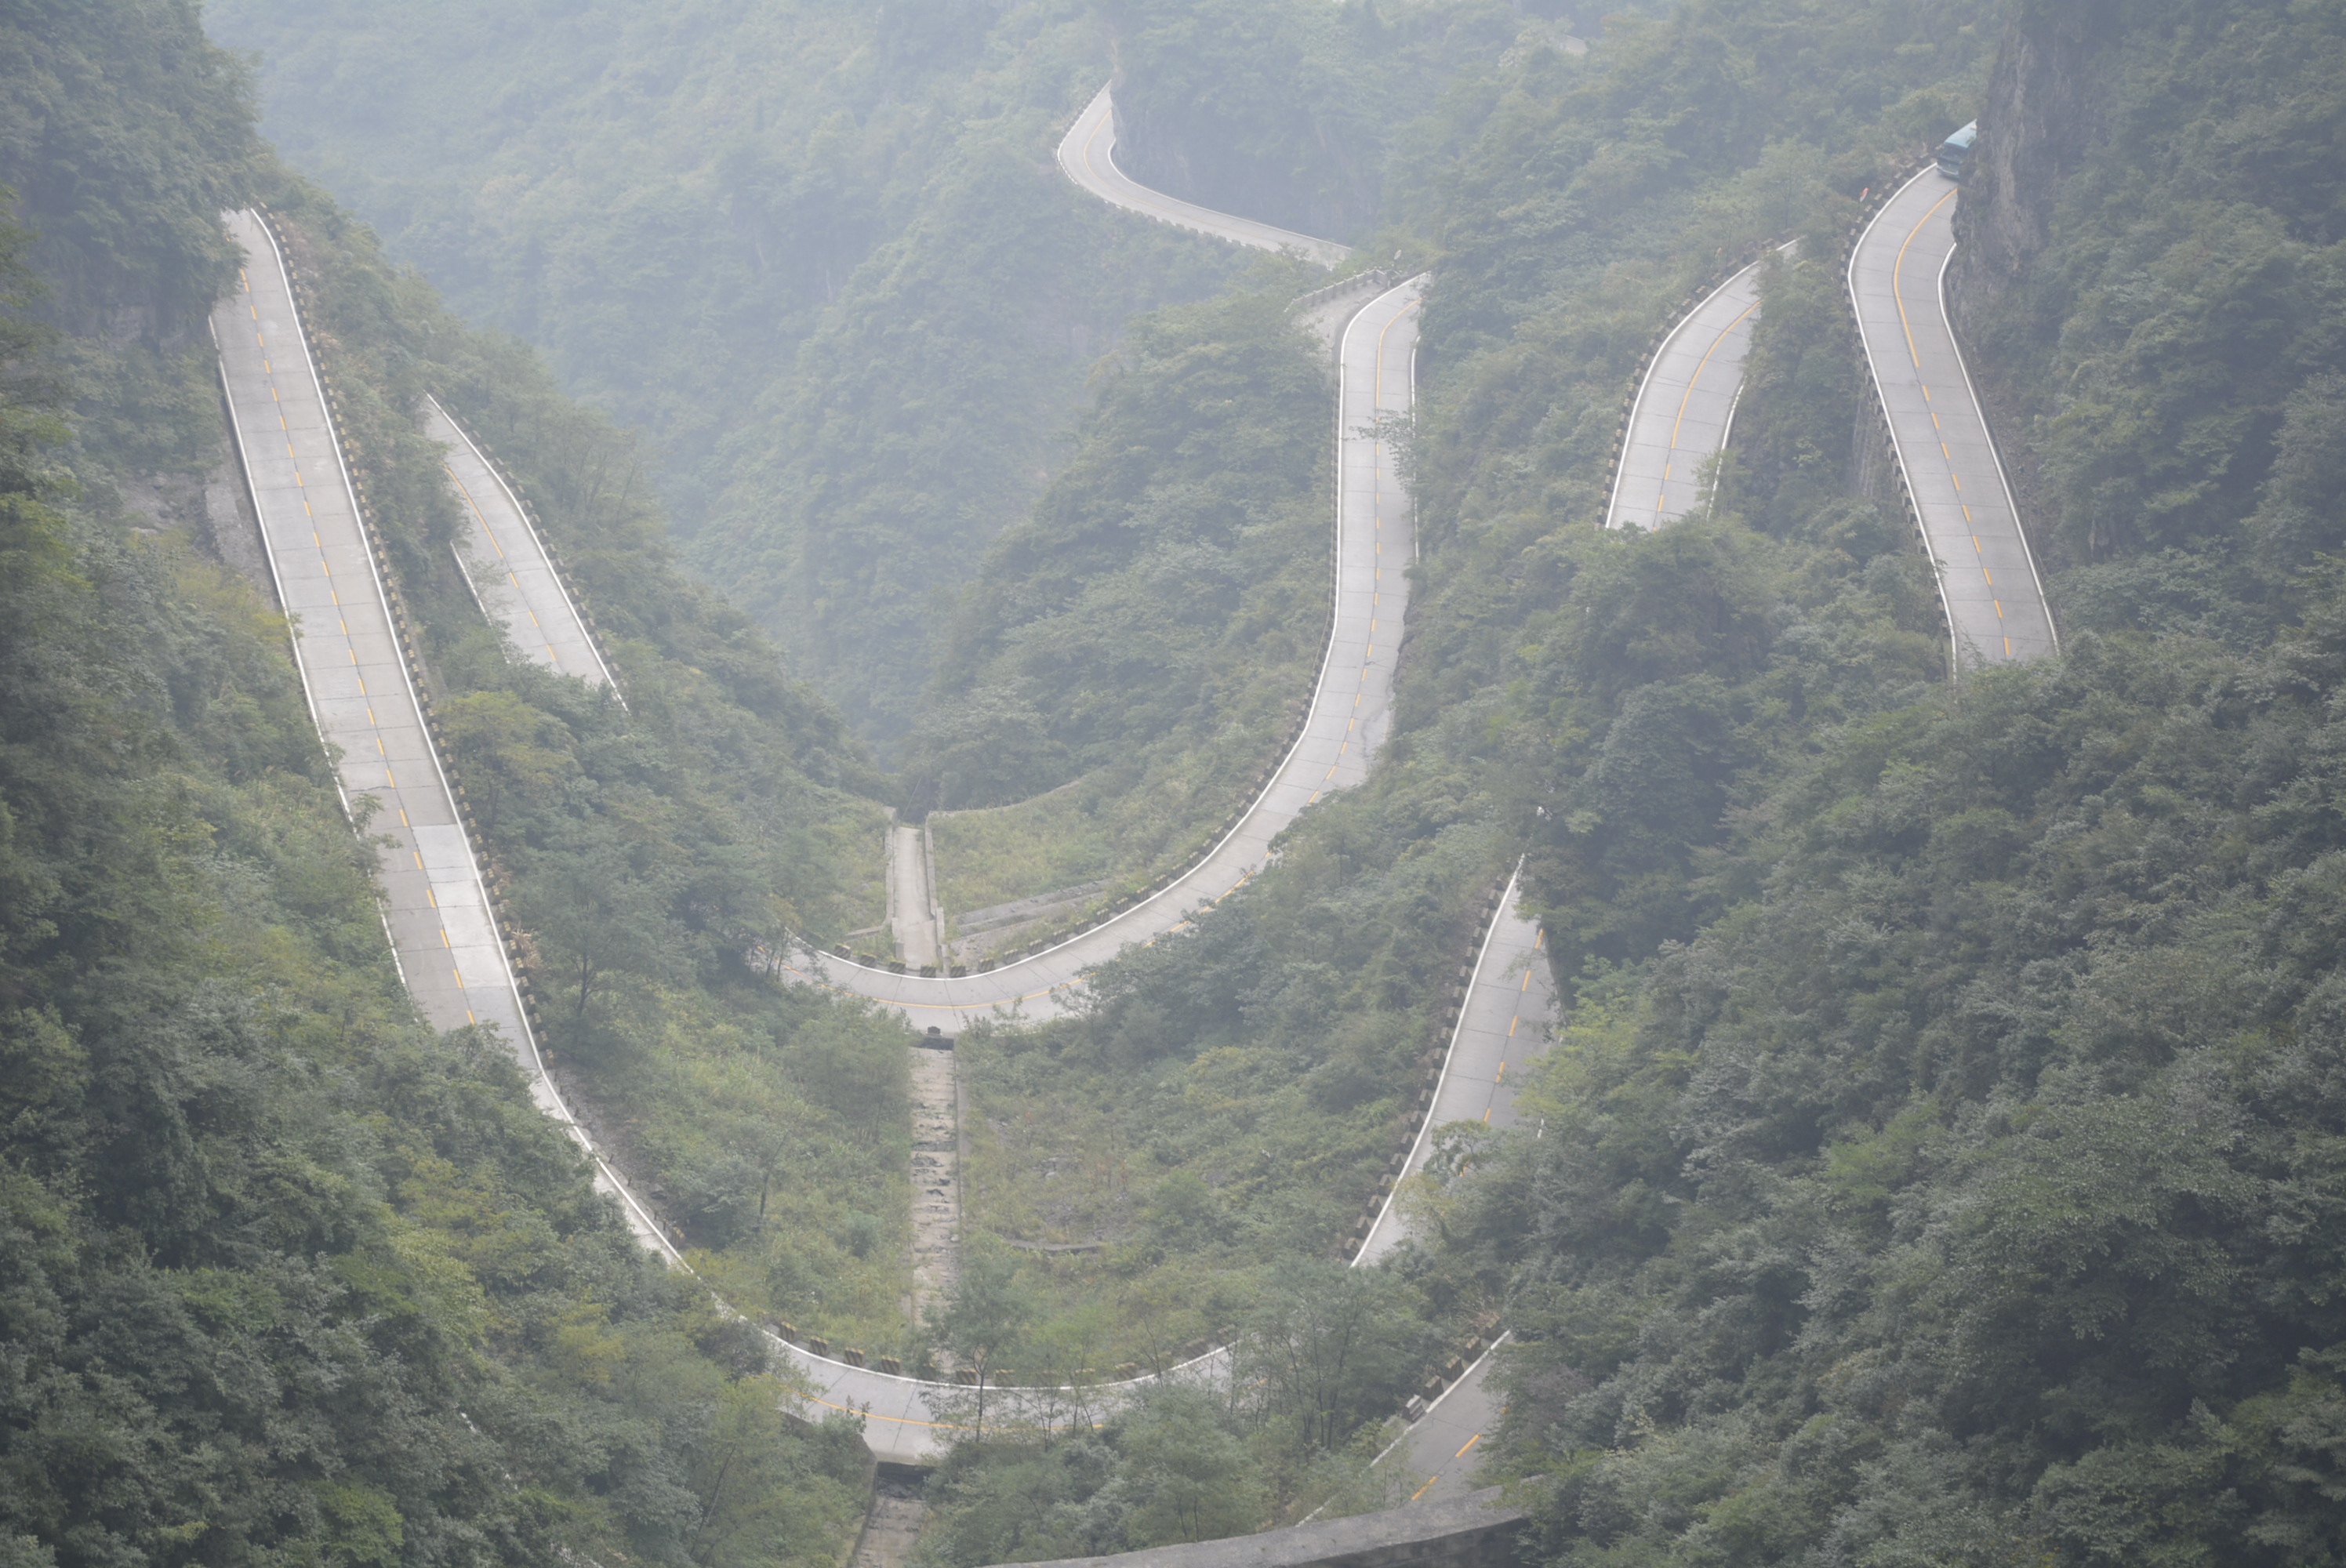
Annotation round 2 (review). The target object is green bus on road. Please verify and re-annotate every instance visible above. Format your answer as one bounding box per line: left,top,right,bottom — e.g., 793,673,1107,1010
1938,120,1978,180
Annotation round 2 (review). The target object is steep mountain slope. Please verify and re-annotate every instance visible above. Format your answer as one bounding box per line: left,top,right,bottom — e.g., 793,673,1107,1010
1388,3,2346,1559
0,9,873,1566
207,0,1251,748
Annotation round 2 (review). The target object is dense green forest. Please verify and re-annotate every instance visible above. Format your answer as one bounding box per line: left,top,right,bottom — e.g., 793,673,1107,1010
910,276,1337,916
900,0,2346,1563
0,5,881,1565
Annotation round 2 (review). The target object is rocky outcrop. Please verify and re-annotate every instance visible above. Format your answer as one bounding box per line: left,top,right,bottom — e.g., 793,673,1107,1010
1946,0,2127,333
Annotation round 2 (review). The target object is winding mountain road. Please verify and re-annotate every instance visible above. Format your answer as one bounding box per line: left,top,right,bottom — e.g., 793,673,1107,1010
218,79,2055,1505
210,210,673,1266
1362,872,1554,1501
1057,83,1351,267
785,869,1556,1465
779,96,1418,1033
1850,169,2055,667
216,73,1778,1480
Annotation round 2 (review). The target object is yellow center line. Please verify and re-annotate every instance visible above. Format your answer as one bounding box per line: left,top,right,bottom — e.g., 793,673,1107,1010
1891,187,1960,375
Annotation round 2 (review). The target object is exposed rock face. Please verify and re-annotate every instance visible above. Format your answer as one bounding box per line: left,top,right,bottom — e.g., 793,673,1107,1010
1947,0,2127,334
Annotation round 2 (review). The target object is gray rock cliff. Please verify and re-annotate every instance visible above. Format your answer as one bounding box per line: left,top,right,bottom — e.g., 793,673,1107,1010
1948,0,2126,335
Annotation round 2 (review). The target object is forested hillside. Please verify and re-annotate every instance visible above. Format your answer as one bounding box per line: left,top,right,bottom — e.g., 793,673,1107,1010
206,0,1251,747
20,0,2346,1563
1400,1,2346,1560
0,5,920,1563
904,277,1335,916
915,0,2346,1561
1106,0,1524,241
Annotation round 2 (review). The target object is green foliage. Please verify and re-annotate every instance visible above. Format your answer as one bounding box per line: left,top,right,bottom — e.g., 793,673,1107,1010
0,140,867,1568
1338,4,2346,1559
74,1,2346,1559
1237,1260,1430,1457
0,0,254,332
910,280,1353,916
1972,1,2346,583
1459,606,2346,1563
930,1250,1042,1441
1106,0,1522,241
212,0,1253,745
0,1,258,489
702,70,1247,746
203,0,989,504
911,1280,1420,1565
911,285,1327,813
231,168,934,1348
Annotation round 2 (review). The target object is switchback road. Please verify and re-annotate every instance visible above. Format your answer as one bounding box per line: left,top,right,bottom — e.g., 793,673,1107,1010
779,219,1421,1033
784,869,1556,1464
1056,83,1351,267
215,78,1561,1475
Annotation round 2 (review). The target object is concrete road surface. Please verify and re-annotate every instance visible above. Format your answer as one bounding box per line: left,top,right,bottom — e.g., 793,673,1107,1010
1057,83,1351,268
1605,246,1790,532
1850,171,2056,669
213,209,668,1261
1378,1343,1505,1506
1353,870,1555,1505
429,396,617,691
1359,872,1556,1268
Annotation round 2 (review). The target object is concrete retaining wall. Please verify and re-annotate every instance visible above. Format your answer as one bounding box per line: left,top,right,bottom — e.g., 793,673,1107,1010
993,1487,1524,1568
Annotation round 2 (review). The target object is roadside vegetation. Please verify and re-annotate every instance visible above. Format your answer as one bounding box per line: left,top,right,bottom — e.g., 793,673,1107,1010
244,172,934,1356
899,3,1988,1554
1341,1,2346,1561
0,6,871,1562
913,279,1334,928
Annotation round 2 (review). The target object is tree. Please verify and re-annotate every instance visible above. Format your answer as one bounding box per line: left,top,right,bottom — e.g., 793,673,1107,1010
681,1374,848,1568
1120,1386,1266,1546
517,827,683,1024
434,688,573,833
1238,1259,1424,1455
931,1250,1036,1443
